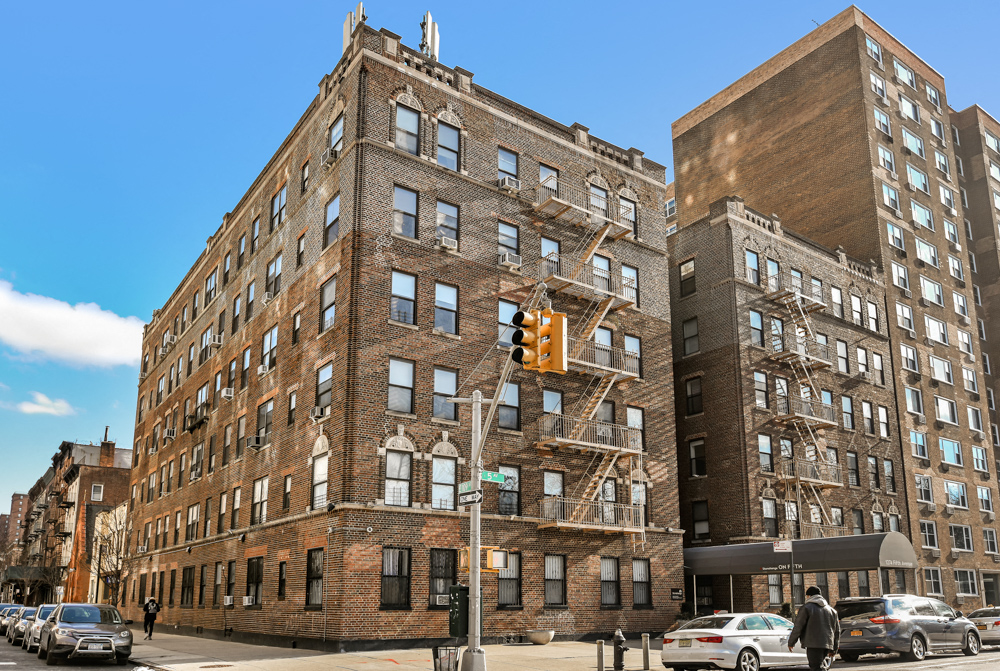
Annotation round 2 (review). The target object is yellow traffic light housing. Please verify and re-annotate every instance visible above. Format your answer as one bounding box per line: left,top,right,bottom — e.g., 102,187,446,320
511,309,567,374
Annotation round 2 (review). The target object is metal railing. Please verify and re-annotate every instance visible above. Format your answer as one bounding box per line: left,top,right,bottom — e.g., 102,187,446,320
765,271,826,306
539,255,636,302
539,497,644,531
767,331,832,364
533,176,635,232
567,337,640,376
779,458,843,485
538,413,643,453
800,522,849,539
775,395,837,425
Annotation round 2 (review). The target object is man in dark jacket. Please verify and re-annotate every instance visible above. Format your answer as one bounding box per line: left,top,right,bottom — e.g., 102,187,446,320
788,586,840,670
142,597,160,640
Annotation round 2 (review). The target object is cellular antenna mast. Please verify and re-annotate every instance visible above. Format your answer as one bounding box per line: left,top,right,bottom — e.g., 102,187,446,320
420,11,440,61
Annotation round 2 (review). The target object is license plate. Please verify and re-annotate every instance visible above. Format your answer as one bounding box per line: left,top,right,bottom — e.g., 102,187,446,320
978,625,987,631
851,630,863,636
679,639,692,647
87,644,104,651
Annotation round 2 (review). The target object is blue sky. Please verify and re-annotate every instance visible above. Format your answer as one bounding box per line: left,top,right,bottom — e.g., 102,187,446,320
1,0,998,507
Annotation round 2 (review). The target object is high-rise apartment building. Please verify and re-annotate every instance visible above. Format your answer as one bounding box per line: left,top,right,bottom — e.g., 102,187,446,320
125,17,681,648
6,493,28,547
671,6,1000,607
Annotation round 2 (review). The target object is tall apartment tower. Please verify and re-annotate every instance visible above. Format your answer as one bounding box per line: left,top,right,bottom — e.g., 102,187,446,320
6,493,28,547
672,6,1000,607
125,18,681,647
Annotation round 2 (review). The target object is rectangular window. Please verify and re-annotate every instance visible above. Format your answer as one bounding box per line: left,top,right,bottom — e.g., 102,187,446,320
875,109,891,136
899,93,920,122
498,382,520,430
763,499,778,538
437,123,459,170
312,453,328,509
912,200,934,230
269,186,286,232
842,396,855,430
945,480,969,508
316,362,333,411
498,300,518,347
915,237,938,266
831,286,844,318
935,396,958,424
680,259,696,296
985,529,999,554
979,486,994,511
920,520,938,548
950,525,974,552
325,195,340,247
749,310,764,347
498,465,520,516
920,276,943,304
692,501,710,540
758,434,773,473
886,221,904,248
433,367,457,421
916,474,933,502
682,318,699,355
392,186,417,238
436,200,458,241
891,262,909,289
181,567,194,606
390,271,416,324
955,569,979,596
306,549,324,606
754,371,768,408
256,399,273,445
745,250,759,284
497,551,521,607
498,147,518,181
381,547,411,608
329,114,344,152
690,438,707,476
395,106,419,155
498,221,519,257
973,447,989,473
429,549,456,607
251,477,268,525
847,452,859,487
246,557,263,605
544,555,566,606
431,456,456,510
907,164,929,193
434,283,458,334
385,450,412,506
600,557,620,607
925,316,948,344
685,377,702,415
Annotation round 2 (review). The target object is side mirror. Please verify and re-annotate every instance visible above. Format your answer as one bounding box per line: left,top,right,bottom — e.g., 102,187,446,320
124,620,133,625
956,611,964,618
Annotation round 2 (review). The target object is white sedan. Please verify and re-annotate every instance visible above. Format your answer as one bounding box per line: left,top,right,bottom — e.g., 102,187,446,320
967,607,1000,645
661,613,832,671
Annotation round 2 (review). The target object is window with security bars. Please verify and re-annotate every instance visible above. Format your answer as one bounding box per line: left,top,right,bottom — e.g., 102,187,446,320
432,457,456,510
251,477,268,525
312,454,328,509
306,549,323,607
632,559,651,608
381,548,410,608
544,555,566,606
246,557,263,605
498,552,521,607
385,451,411,506
498,465,519,516
429,549,456,607
600,557,620,607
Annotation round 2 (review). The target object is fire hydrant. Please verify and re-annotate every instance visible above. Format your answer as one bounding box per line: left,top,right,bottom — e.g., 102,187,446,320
613,628,628,671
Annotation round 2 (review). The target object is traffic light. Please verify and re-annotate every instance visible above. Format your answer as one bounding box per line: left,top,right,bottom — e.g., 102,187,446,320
511,308,567,374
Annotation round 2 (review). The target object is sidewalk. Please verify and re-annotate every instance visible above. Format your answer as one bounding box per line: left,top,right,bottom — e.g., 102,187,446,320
128,631,661,671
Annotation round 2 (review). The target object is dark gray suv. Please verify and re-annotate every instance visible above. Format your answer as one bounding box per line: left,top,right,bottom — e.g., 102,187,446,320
835,594,981,662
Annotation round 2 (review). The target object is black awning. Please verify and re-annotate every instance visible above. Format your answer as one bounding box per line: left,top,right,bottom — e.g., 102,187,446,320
684,532,917,576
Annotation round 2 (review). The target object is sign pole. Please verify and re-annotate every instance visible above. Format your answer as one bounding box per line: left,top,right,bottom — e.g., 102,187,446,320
462,389,487,671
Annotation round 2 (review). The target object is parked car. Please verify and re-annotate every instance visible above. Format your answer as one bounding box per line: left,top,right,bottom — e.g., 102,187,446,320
661,612,831,670
7,607,36,645
0,607,18,635
37,603,133,666
22,604,57,653
836,594,981,662
966,607,1000,646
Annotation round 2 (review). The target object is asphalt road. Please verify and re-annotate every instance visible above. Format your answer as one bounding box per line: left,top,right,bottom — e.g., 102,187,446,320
657,647,1000,670
0,635,135,670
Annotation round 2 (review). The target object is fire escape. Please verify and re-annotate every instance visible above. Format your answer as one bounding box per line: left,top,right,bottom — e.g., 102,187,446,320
531,176,646,546
764,271,846,540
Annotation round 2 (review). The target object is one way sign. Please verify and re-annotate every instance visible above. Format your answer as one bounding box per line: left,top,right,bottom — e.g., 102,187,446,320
459,489,483,506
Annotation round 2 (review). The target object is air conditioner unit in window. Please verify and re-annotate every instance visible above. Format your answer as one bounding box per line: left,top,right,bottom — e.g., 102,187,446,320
138,372,148,381
918,297,930,308
925,502,937,512
437,236,459,251
857,371,872,382
970,392,980,402
164,428,177,441
261,292,274,306
902,289,912,299
892,75,902,85
498,176,521,192
915,413,926,424
929,378,939,388
166,335,178,346
960,315,971,326
906,329,916,339
945,504,956,515
147,446,157,456
257,365,270,376
951,549,962,559
888,170,898,181
915,258,925,268
433,594,450,607
930,548,941,558
902,146,912,156
905,182,916,192
210,334,224,347
223,596,234,606
892,209,901,219
988,511,997,522
499,252,522,269
321,147,340,167
221,388,234,400
973,431,985,442
159,346,170,357
947,207,958,217
136,546,147,554
246,436,263,451
949,241,962,252
242,596,255,607
310,406,330,423
879,96,890,108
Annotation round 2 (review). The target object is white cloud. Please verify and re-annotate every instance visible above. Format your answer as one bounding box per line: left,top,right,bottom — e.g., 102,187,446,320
16,392,76,416
0,280,144,367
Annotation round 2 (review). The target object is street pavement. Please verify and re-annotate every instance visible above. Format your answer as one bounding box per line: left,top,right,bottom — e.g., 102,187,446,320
1,630,998,671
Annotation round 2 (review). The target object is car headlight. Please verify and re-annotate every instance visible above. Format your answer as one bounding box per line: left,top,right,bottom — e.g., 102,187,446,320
119,632,131,639
55,628,75,637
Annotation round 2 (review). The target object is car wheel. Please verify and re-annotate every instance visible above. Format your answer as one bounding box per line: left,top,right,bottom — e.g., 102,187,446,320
37,639,46,659
45,646,59,666
839,652,860,662
903,634,926,662
963,631,980,656
736,648,759,671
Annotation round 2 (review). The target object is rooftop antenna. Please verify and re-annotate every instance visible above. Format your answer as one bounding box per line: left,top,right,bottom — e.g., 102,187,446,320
420,11,440,61
342,2,367,55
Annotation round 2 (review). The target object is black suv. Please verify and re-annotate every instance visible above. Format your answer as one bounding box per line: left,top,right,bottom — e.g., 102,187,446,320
835,594,981,662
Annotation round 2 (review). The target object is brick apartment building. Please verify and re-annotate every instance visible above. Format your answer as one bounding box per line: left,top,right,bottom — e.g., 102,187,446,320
2,441,132,605
670,6,1000,607
669,195,909,612
5,493,28,548
124,16,682,649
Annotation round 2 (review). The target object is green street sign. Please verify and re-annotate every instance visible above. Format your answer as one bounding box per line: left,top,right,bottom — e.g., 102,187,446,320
459,481,473,493
482,471,505,484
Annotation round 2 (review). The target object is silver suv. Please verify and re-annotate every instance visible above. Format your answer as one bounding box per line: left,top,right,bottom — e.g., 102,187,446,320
836,594,981,662
36,603,133,666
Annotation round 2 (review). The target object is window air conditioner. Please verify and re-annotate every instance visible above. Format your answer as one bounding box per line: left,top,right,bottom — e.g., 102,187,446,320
257,365,270,376
973,431,985,442
945,504,956,515
906,329,915,339
322,147,340,167
136,546,147,554
949,241,962,252
164,428,177,440
166,335,178,346
138,372,148,381
960,315,971,326
888,170,898,181
433,594,450,607
437,236,459,251
951,549,962,559
261,292,274,307
925,502,937,512
905,182,916,192
498,176,521,192
931,548,941,558
902,146,912,156
246,436,263,451
902,289,912,299
159,346,169,357
310,406,330,422
500,252,522,269
857,371,872,382
242,596,255,607
223,596,234,606
221,388,234,400
210,334,224,347
988,511,996,522
948,207,958,217
915,413,926,424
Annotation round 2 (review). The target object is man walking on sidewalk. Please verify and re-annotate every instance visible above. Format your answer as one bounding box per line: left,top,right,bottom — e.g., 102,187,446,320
142,597,160,640
788,585,840,670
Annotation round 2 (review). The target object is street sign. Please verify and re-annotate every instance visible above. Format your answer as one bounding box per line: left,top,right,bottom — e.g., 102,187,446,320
459,481,473,493
459,489,483,506
481,471,505,484
773,540,793,552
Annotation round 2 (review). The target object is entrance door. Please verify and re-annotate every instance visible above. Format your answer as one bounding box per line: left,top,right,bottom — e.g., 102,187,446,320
984,574,999,607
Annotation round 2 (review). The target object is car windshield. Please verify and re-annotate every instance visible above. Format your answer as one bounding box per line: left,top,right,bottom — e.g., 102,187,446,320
60,606,122,625
836,601,885,620
22,608,36,618
37,606,55,619
678,616,735,630
969,608,1000,618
